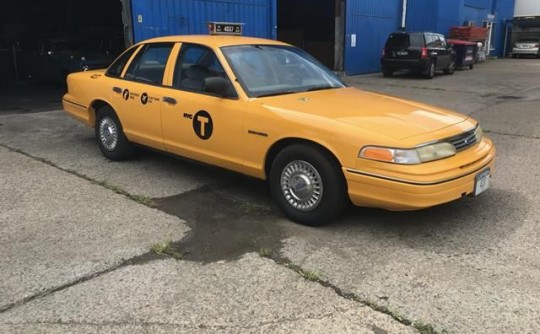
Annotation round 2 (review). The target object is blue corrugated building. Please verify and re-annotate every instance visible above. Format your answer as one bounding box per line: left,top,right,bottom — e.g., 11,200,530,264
121,0,515,75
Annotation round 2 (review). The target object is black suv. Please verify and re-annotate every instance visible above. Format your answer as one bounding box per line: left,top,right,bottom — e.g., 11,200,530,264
381,32,456,79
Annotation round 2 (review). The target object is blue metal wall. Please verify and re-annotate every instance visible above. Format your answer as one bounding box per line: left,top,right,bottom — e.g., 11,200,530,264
344,0,402,75
131,0,275,42
405,0,439,32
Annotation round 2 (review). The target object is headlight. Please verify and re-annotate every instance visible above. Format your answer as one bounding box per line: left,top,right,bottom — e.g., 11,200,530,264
475,125,483,142
360,142,456,164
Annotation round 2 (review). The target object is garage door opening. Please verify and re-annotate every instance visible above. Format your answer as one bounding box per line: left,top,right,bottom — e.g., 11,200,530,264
277,0,344,71
1,0,124,86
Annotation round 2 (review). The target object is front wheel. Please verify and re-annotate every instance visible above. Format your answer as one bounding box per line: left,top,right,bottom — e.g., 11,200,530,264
270,144,348,226
382,69,393,77
443,60,455,75
95,106,135,160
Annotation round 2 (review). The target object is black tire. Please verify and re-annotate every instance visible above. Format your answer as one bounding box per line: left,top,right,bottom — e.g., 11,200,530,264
443,60,456,75
95,105,135,160
382,69,393,77
423,60,436,79
269,144,348,226
512,54,517,59
469,64,474,70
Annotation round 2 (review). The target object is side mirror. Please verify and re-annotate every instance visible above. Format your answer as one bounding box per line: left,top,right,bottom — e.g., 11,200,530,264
204,77,229,97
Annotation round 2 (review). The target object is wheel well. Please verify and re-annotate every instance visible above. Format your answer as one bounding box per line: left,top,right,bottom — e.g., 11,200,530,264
89,100,111,126
264,138,342,179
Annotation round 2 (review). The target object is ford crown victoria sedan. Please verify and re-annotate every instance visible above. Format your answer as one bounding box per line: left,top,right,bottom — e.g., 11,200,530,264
62,30,495,226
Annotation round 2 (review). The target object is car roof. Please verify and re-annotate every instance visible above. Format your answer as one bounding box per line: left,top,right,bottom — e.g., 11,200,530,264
137,35,290,48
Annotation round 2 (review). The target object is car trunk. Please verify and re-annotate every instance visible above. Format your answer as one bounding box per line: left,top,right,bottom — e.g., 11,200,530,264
384,33,423,60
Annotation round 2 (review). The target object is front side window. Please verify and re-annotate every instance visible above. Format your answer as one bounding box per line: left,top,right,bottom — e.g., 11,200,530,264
124,43,173,84
426,34,440,48
173,43,234,96
222,45,345,98
438,35,447,48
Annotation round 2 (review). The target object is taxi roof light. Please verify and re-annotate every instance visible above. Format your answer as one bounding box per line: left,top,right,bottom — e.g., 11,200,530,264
207,21,244,36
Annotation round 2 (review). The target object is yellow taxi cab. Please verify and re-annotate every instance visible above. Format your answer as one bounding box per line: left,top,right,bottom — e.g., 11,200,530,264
62,22,495,226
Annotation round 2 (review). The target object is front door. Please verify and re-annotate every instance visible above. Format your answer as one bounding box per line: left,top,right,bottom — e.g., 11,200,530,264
160,43,246,172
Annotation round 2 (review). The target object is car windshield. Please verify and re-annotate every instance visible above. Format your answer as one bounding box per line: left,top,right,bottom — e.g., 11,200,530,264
221,45,345,98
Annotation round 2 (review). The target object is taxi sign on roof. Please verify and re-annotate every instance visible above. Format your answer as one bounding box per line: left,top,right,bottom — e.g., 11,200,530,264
208,22,244,36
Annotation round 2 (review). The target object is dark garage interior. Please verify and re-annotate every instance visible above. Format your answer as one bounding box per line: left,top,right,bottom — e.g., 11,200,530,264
0,0,124,87
277,0,338,70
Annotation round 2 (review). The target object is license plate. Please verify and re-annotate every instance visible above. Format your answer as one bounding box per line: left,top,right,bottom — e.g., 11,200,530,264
474,169,491,196
397,51,408,56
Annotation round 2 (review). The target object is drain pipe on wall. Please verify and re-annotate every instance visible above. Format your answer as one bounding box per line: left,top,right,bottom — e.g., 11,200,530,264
401,0,408,31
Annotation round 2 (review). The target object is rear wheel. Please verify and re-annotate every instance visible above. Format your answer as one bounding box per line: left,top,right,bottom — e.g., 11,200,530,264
423,60,436,79
95,106,135,160
269,144,348,226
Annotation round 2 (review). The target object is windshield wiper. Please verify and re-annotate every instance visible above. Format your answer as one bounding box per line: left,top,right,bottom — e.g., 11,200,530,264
256,91,299,98
305,86,337,92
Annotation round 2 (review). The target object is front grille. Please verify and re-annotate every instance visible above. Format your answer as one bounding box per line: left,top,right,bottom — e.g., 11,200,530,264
448,127,477,151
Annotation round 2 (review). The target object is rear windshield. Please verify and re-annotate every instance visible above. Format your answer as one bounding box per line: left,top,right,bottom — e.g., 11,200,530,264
518,39,538,43
386,34,409,48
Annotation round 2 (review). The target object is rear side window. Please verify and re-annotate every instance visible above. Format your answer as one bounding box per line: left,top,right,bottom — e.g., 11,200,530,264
386,34,409,49
124,43,173,84
106,46,138,77
409,34,424,47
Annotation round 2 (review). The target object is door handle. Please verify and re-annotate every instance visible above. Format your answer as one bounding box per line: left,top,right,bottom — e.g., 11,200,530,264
112,86,122,93
162,96,177,105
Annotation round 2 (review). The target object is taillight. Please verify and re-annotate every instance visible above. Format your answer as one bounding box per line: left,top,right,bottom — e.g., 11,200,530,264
535,43,539,48
421,47,428,59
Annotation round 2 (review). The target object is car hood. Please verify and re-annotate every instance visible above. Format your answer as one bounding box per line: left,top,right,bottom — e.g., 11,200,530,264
259,87,469,140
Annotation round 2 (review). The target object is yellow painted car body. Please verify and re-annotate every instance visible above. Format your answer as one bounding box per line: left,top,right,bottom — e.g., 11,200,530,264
62,35,495,223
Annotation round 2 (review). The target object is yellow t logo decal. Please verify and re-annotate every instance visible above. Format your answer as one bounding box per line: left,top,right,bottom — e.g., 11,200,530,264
197,116,209,137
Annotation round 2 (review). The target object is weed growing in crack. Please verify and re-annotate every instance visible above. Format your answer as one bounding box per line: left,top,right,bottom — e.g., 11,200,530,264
301,270,321,282
152,240,183,260
258,248,273,258
96,180,155,207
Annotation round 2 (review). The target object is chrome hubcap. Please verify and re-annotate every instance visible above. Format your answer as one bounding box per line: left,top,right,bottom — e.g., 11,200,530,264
280,160,323,212
99,117,118,151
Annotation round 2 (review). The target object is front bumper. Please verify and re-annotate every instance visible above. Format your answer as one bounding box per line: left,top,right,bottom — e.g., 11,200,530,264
512,47,539,55
344,147,495,211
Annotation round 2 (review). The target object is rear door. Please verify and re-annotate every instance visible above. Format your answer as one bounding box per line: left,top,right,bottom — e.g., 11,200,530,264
113,43,174,150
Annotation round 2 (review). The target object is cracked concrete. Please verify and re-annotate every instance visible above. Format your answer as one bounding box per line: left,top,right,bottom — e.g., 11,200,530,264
1,58,539,333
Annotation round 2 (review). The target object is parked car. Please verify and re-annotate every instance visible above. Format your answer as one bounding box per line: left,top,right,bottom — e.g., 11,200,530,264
512,38,540,58
25,38,112,84
381,31,456,79
63,26,494,226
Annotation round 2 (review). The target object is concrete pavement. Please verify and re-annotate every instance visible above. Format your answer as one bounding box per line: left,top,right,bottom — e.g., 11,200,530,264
1,58,539,333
